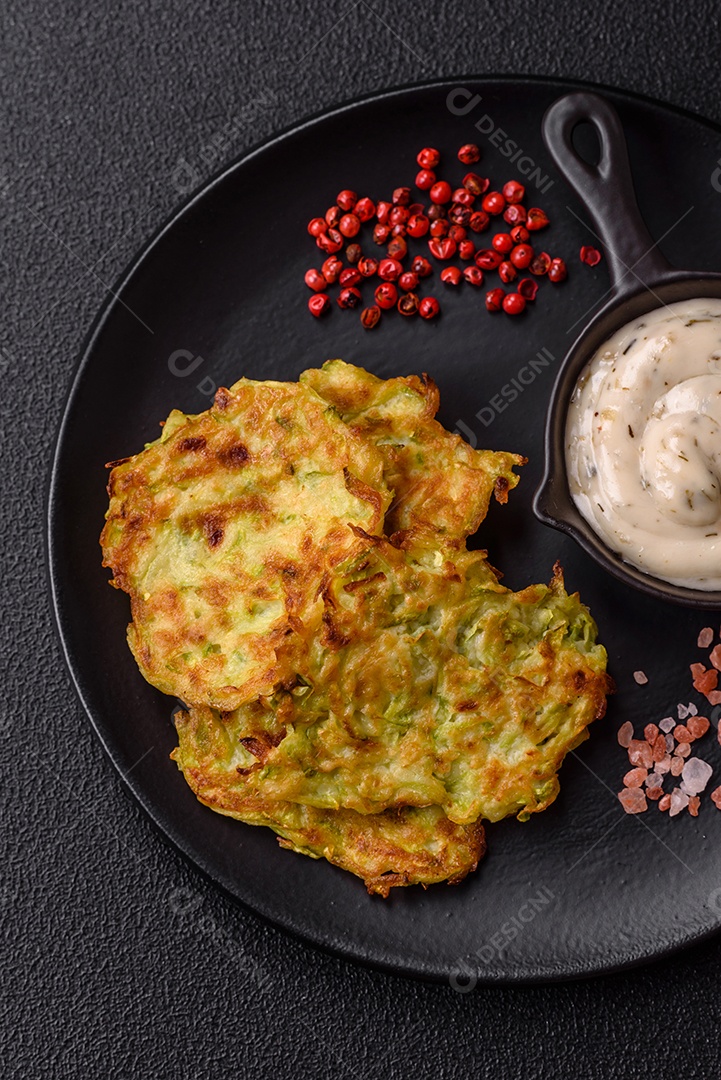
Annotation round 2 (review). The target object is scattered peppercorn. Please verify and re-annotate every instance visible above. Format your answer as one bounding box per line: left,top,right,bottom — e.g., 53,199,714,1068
357,256,378,277
339,267,361,288
502,292,526,315
336,189,357,211
502,180,525,204
526,208,550,231
440,266,463,286
307,217,328,237
337,286,362,309
482,191,506,215
419,296,440,319
498,261,517,284
417,147,441,169
510,244,534,269
321,256,343,284
580,245,602,266
517,278,539,301
430,180,453,205
354,197,375,221
304,269,327,292
463,266,484,287
308,293,331,317
529,252,551,276
398,271,420,292
485,288,504,312
492,233,513,254
339,213,361,238
398,292,419,316
415,169,436,190
548,257,568,282
360,305,381,329
457,143,480,165
375,282,398,309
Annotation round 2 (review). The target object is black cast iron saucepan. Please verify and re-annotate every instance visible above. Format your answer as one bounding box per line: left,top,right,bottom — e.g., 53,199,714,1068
534,90,721,608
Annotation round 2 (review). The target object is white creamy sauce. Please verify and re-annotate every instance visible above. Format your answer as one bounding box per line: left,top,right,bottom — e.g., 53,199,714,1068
565,298,721,589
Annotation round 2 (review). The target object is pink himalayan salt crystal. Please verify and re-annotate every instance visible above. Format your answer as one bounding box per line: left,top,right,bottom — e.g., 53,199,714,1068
711,644,721,671
707,690,721,706
633,670,648,685
698,627,714,649
623,767,648,788
669,788,690,817
644,723,659,744
655,755,672,774
628,739,653,769
671,756,684,776
688,796,700,817
618,788,647,814
674,725,693,743
674,741,692,759
663,734,674,754
646,786,664,801
658,793,671,812
617,721,634,748
710,786,721,809
680,757,713,796
659,717,675,733
687,715,710,739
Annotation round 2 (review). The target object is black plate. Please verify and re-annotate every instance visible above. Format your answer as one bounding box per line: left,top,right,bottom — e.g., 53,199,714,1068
48,77,721,984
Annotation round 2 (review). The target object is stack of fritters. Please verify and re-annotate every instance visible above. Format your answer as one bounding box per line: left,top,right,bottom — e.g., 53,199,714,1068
101,361,610,895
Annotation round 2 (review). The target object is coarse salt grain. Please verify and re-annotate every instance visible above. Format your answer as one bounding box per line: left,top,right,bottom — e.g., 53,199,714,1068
671,756,684,776
623,767,647,788
658,793,671,811
688,796,701,817
675,741,692,759
660,717,676,733
687,715,710,739
681,757,713,796
698,627,714,648
646,786,664,801
687,702,698,716
644,723,659,744
711,645,721,671
669,788,690,817
656,756,671,774
618,787,647,814
707,690,721,705
628,739,653,769
664,734,675,753
678,703,690,720
617,721,633,748
711,786,721,809
633,670,648,685
674,725,692,743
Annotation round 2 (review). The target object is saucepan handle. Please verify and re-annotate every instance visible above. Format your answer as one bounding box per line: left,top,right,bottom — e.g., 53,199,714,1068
542,91,672,295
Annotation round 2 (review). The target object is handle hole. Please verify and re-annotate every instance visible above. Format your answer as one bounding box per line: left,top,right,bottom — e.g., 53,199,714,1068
571,121,601,168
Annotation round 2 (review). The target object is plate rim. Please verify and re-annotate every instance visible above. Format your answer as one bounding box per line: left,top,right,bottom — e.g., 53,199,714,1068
46,72,721,985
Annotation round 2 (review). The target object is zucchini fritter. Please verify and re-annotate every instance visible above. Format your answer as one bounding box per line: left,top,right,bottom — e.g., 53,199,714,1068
301,360,524,540
101,378,391,710
173,544,609,826
173,705,485,897
101,361,610,896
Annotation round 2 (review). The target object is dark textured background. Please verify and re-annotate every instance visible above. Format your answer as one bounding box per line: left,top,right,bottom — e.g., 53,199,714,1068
5,1,721,1076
